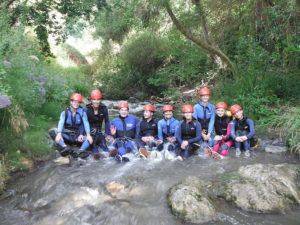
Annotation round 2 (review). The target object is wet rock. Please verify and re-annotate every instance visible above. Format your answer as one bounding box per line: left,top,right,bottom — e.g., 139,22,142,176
53,156,70,165
215,163,300,213
265,145,287,153
106,181,125,197
168,177,216,224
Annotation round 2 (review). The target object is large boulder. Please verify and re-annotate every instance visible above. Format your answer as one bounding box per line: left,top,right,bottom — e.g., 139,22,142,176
214,163,300,213
0,95,11,109
167,177,216,224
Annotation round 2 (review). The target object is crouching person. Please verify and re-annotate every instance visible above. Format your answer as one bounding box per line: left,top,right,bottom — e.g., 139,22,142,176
110,101,139,162
212,102,233,159
157,105,179,153
176,104,202,159
49,93,92,158
230,104,255,158
136,104,161,158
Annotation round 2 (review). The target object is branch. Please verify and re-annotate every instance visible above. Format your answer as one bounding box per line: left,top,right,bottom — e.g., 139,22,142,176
163,1,237,75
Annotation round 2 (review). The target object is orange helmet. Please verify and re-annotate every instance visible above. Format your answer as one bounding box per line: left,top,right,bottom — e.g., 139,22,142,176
163,105,174,112
230,104,242,115
70,93,83,103
90,89,102,100
118,100,129,109
198,86,211,96
144,104,156,112
216,102,228,110
181,104,194,113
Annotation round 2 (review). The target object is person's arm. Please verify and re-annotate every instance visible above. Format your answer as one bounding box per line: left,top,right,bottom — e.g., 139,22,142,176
246,119,255,139
82,111,91,135
192,105,198,119
230,121,237,140
223,122,232,140
157,120,164,141
104,107,111,135
188,122,202,144
208,104,215,135
135,119,141,140
57,111,65,133
175,122,183,144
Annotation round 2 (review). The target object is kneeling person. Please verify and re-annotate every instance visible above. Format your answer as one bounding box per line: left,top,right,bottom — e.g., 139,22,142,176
176,104,202,159
49,93,92,158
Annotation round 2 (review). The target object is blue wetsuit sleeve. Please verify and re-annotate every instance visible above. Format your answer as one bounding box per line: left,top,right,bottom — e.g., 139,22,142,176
82,111,90,135
157,120,163,141
135,121,141,140
192,105,198,119
208,105,215,135
57,111,65,133
104,107,111,135
246,119,255,139
188,122,202,144
230,121,236,140
175,123,183,144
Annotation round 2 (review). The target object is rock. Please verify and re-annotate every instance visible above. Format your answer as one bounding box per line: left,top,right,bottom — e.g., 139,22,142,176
215,163,300,213
106,181,125,197
54,156,70,165
0,95,11,109
3,60,12,68
29,55,40,62
168,177,216,224
265,145,287,153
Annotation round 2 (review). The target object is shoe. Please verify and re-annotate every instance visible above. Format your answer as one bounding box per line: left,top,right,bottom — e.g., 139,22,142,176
139,148,150,158
115,154,122,162
212,151,223,160
122,156,130,162
244,150,250,158
78,150,90,159
60,146,71,157
235,148,241,157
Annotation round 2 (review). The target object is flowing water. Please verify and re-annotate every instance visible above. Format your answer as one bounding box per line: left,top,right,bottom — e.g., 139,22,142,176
0,101,299,225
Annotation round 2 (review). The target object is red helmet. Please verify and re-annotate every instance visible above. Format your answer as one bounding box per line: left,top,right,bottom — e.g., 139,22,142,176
144,104,156,112
198,86,211,96
216,102,228,110
118,100,129,109
70,93,83,103
181,104,194,113
163,105,174,112
90,89,102,100
230,104,242,115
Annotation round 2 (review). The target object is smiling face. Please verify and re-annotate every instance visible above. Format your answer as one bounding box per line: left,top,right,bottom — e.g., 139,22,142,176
183,112,193,120
164,111,173,120
119,107,129,118
70,100,80,109
200,95,210,103
216,108,226,117
234,109,244,120
91,99,101,108
144,110,153,120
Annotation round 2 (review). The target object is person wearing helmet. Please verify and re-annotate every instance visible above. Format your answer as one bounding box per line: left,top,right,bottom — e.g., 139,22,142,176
230,104,255,157
157,105,180,153
136,104,160,158
175,104,202,159
110,101,140,162
193,86,215,148
211,102,233,159
86,89,111,159
49,93,92,158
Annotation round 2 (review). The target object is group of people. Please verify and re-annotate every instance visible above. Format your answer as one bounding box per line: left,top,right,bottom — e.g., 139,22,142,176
49,86,255,162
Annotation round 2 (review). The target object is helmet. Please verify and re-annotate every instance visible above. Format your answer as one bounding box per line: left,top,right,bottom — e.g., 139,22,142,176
198,86,211,96
118,100,129,109
90,89,102,100
143,104,156,112
70,93,83,103
230,104,242,115
163,105,174,112
216,102,228,110
181,104,194,113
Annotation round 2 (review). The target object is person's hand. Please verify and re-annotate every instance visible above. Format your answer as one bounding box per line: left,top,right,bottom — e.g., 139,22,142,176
110,125,116,136
235,137,242,142
86,134,93,144
206,133,211,140
77,135,84,142
156,139,163,145
181,140,189,149
202,132,207,140
148,136,155,142
106,135,114,142
167,137,176,143
214,135,222,141
55,133,62,143
241,136,248,141
141,136,149,143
